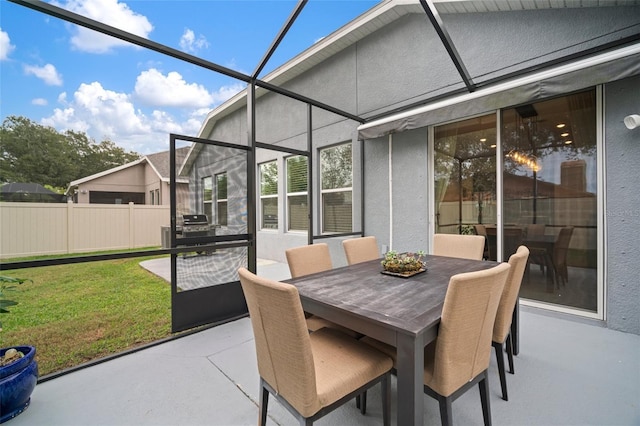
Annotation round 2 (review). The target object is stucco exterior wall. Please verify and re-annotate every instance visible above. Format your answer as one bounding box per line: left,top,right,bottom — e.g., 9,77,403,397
604,75,640,335
199,6,640,333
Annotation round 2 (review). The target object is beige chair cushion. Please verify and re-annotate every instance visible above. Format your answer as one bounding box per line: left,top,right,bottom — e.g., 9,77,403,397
286,243,333,278
433,234,485,260
427,263,510,396
493,246,529,343
361,263,511,397
239,268,320,416
342,236,380,265
238,268,392,418
311,328,392,411
284,243,358,337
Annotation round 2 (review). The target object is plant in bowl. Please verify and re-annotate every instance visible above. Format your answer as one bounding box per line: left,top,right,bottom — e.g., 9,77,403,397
381,250,426,274
1,275,38,424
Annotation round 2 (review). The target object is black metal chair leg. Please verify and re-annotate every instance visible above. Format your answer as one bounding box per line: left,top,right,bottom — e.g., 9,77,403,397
492,341,508,401
259,381,269,426
506,333,515,374
479,373,492,426
438,394,454,426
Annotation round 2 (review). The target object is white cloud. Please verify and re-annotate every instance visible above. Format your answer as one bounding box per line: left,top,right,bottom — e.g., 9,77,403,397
179,29,209,53
42,107,90,133
53,0,153,53
32,98,48,106
134,68,215,108
24,63,63,86
211,82,245,104
73,82,149,134
0,28,15,60
41,81,206,154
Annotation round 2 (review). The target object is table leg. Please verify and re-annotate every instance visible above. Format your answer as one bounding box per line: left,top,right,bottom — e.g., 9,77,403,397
396,333,425,426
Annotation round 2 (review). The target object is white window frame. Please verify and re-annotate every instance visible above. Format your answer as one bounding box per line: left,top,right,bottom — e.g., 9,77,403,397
202,176,213,221
215,172,228,227
259,161,278,230
286,155,308,232
319,142,353,234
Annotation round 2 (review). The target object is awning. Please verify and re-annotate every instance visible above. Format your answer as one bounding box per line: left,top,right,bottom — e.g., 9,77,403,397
358,44,640,140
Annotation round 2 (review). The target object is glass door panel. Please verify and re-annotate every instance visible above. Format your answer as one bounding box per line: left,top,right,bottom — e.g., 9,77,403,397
434,114,497,258
501,90,598,312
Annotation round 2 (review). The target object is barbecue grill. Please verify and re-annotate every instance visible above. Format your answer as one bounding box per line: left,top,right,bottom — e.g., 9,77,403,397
179,214,217,256
181,214,212,238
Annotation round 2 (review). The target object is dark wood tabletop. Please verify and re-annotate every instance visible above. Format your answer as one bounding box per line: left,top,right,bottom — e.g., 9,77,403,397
286,254,497,338
285,253,498,426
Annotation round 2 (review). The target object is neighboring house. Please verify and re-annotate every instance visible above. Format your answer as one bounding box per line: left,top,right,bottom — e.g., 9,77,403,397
183,1,640,335
66,147,191,211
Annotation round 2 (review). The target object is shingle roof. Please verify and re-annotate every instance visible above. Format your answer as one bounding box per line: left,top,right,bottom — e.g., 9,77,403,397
145,146,191,179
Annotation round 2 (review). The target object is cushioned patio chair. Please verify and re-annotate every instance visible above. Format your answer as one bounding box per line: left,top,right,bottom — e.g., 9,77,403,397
342,236,380,265
553,227,574,286
474,224,491,260
492,245,529,401
238,268,393,426
433,233,485,260
361,263,511,426
285,243,359,335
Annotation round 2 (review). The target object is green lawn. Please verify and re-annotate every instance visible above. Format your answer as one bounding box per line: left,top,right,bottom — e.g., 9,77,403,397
1,256,172,376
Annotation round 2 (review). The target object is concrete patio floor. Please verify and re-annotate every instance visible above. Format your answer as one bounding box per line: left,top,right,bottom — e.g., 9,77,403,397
9,260,640,426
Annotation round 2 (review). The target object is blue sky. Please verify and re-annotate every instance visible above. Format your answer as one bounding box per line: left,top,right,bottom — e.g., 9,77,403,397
1,0,378,154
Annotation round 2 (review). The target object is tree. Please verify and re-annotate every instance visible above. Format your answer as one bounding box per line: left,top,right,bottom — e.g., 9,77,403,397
0,116,139,188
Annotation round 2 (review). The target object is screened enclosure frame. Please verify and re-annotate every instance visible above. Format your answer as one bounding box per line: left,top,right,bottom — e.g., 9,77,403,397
4,0,638,273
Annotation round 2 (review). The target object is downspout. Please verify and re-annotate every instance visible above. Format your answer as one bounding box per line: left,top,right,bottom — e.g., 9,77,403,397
389,133,393,250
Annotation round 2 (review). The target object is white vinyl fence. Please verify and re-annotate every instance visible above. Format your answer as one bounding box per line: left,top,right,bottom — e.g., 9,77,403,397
0,202,170,259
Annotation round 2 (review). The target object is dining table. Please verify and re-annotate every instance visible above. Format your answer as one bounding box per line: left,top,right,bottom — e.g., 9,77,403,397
285,254,499,426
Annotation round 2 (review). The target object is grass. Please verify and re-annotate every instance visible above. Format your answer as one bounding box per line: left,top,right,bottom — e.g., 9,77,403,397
0,256,172,376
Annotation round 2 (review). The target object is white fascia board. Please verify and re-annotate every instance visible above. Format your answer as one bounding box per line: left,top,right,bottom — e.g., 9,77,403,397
68,158,145,187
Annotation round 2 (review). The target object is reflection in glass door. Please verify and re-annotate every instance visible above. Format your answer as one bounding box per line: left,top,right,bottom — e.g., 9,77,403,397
502,90,598,313
433,114,497,259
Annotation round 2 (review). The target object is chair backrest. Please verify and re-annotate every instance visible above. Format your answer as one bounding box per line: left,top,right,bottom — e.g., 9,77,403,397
238,268,321,416
474,224,487,237
285,243,333,278
432,233,485,260
553,227,574,261
431,262,511,397
503,227,524,260
493,246,530,343
526,223,545,238
342,236,380,265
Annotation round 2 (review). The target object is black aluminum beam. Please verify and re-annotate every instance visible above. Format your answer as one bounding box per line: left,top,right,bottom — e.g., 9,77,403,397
10,0,251,83
362,34,640,125
256,79,365,123
9,0,364,124
253,0,308,79
419,0,476,92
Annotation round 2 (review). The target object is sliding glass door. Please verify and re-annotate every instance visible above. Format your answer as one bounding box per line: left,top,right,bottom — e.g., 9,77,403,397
432,88,600,315
502,90,598,313
433,114,497,238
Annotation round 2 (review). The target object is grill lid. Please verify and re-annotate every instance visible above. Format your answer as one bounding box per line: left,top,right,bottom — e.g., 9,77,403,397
183,214,209,226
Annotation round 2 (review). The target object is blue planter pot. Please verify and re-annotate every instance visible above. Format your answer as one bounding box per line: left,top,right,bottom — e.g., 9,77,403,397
0,346,38,424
